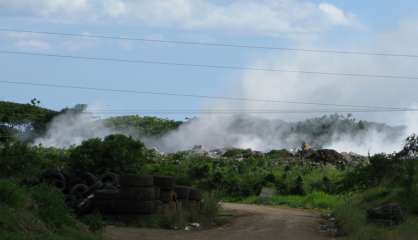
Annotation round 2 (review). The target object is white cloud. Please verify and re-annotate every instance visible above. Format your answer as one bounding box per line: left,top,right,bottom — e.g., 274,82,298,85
103,0,127,18
3,31,100,52
319,3,352,25
0,0,356,35
16,39,50,51
4,32,51,51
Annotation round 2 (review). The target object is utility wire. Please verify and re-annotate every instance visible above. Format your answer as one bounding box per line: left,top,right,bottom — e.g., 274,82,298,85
89,108,418,113
0,109,418,119
1,80,416,111
1,50,418,81
85,109,418,114
0,28,416,58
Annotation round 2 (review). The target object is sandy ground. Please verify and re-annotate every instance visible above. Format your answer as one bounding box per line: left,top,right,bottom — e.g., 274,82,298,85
104,203,333,240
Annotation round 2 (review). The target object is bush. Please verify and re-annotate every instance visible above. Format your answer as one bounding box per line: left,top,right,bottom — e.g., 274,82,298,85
81,213,105,232
0,142,40,177
30,184,76,229
0,180,28,209
290,176,305,195
333,190,418,240
69,134,149,175
0,143,67,179
199,192,221,225
0,180,99,240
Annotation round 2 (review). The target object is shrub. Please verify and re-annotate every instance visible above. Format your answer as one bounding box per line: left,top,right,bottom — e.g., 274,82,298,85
0,142,40,177
290,176,305,195
30,184,76,229
199,192,221,225
0,180,28,209
69,134,148,175
81,213,105,232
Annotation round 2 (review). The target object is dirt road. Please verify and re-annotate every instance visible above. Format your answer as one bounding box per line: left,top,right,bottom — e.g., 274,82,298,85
105,203,332,240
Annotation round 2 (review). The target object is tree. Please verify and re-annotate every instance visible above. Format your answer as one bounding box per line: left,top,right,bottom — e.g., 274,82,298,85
30,98,41,106
398,134,418,158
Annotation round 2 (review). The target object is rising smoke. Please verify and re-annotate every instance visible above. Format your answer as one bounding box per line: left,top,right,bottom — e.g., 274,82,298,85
33,107,121,148
33,108,412,155
34,20,418,154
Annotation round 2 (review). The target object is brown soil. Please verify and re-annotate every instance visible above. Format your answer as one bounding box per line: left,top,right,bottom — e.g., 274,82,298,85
104,203,333,240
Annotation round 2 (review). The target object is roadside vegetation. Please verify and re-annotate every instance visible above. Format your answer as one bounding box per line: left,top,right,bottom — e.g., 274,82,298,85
0,179,101,240
1,100,418,239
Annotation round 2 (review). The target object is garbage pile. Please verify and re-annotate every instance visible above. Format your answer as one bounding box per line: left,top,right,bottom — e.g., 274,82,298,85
39,170,202,216
302,149,347,166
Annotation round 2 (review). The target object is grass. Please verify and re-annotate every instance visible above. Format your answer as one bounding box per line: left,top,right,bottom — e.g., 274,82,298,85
235,186,418,240
333,186,418,240
0,179,101,240
238,191,342,211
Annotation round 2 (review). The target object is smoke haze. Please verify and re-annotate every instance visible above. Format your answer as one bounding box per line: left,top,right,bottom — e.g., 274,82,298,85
33,20,418,155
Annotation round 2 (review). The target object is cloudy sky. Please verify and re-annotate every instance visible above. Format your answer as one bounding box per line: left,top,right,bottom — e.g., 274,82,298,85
1,0,418,125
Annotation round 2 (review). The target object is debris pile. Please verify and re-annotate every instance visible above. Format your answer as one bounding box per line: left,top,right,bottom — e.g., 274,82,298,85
38,170,202,216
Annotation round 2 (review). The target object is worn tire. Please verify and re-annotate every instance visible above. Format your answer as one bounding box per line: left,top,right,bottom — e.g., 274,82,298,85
189,188,202,201
154,187,161,200
100,173,119,188
119,175,153,187
153,176,175,190
79,172,99,187
159,190,177,203
187,200,201,209
64,194,77,209
70,184,89,201
40,169,66,191
120,187,155,201
93,199,116,213
94,189,120,200
113,200,156,214
174,186,191,200
76,197,93,215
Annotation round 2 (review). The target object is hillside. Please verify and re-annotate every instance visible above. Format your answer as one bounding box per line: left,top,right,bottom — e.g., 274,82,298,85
105,115,182,137
0,101,406,154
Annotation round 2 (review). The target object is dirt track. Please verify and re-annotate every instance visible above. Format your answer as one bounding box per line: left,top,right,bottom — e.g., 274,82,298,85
105,203,332,240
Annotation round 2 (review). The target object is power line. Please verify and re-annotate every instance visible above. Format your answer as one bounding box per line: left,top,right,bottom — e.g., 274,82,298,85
90,108,418,113
1,109,417,120
1,50,418,81
86,109,418,114
0,80,416,111
0,28,416,58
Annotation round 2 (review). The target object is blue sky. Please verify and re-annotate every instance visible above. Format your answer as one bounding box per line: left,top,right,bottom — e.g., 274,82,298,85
1,0,418,124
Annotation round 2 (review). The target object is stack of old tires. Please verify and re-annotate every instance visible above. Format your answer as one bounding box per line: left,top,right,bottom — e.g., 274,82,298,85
153,176,177,213
174,185,190,211
175,186,202,209
40,169,104,214
93,175,158,215
188,187,202,208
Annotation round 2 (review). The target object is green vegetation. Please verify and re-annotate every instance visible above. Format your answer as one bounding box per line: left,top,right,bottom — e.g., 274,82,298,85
68,134,152,175
105,115,182,136
0,179,101,240
333,189,418,240
239,191,342,210
1,100,418,239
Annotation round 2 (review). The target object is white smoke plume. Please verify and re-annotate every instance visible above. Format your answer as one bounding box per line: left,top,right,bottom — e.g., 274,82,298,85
149,114,406,155
33,106,119,148
148,20,418,155
34,20,418,154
